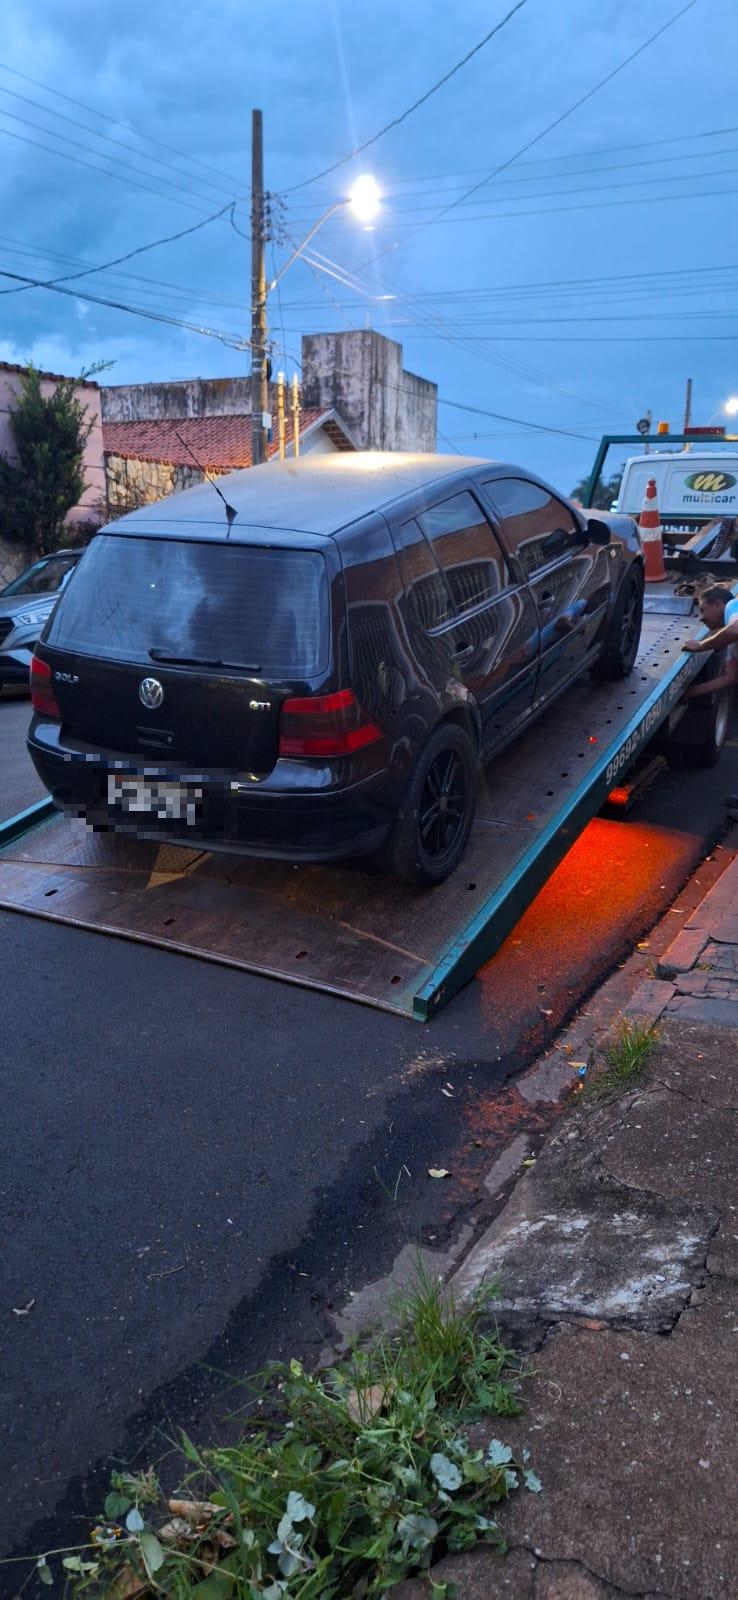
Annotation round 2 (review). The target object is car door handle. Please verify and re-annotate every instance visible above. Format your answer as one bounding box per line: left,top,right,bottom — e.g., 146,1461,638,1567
537,591,555,613
451,640,474,660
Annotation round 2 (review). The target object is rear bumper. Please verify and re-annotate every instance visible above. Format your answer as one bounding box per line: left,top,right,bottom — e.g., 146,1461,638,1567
27,720,395,862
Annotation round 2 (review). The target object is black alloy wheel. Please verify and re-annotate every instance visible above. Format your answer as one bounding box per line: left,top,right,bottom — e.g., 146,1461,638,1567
382,722,477,885
620,574,642,667
592,564,644,680
418,747,468,864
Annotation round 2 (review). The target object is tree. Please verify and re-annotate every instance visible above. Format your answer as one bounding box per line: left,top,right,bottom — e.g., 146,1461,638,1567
0,365,97,554
570,464,624,511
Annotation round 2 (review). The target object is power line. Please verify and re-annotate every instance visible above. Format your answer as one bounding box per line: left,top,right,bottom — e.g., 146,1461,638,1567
306,175,738,255
281,0,530,194
431,0,698,226
352,0,699,282
0,203,236,298
302,244,621,417
0,233,252,313
0,104,228,211
0,267,251,348
285,124,738,208
0,59,244,191
438,333,738,343
276,259,738,312
0,122,215,214
288,154,738,222
286,141,738,218
0,82,234,205
403,180,738,229
230,211,252,244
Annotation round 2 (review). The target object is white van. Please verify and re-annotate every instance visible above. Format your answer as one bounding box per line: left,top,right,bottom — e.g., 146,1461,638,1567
616,450,738,533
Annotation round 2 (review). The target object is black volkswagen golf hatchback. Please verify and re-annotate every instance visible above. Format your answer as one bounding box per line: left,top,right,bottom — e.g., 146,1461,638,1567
28,453,644,883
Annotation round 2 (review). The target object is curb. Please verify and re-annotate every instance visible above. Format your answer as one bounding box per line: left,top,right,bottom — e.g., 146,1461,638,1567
628,834,738,1030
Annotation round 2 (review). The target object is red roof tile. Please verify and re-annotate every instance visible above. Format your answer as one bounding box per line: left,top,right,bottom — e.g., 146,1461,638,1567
102,411,352,469
0,359,99,387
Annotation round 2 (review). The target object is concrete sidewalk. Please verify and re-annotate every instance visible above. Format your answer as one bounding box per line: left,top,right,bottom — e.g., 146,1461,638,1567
398,843,738,1599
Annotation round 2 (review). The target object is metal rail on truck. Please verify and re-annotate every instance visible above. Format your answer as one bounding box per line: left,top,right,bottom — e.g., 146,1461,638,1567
583,430,738,512
0,591,721,1019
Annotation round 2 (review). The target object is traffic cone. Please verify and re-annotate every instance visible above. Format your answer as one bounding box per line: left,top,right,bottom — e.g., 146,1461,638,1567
638,477,668,582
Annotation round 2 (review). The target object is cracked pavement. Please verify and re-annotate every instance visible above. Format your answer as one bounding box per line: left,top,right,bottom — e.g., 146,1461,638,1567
396,857,738,1599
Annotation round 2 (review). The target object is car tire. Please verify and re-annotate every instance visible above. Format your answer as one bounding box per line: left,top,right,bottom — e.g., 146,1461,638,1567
695,685,732,767
382,723,477,885
681,683,732,768
591,564,644,680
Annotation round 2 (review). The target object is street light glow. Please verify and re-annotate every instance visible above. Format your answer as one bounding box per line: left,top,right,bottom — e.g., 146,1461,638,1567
349,174,380,223
725,396,738,416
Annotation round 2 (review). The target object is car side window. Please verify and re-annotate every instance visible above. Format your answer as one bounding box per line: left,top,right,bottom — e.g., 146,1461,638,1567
486,478,580,581
398,519,452,631
417,491,509,617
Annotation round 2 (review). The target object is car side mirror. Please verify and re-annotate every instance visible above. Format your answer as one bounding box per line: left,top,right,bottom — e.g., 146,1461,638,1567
540,528,571,560
587,517,612,546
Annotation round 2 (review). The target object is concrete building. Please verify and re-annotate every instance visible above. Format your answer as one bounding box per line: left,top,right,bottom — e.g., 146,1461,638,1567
101,330,437,450
0,362,105,586
301,330,436,452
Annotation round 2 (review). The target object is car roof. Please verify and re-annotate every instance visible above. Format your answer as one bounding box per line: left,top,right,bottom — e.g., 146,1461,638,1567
101,452,516,544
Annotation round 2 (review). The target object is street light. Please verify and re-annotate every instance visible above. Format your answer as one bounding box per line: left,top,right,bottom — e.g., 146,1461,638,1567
348,174,381,223
249,111,380,468
269,174,381,291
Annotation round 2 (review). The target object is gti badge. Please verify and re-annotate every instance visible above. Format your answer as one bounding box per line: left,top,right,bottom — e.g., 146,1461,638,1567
139,677,164,709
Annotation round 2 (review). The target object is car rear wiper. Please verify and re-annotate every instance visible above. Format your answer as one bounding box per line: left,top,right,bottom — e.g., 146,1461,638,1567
148,648,261,672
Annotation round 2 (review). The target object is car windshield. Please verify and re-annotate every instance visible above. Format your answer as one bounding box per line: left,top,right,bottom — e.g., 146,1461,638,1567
44,533,330,676
1,553,77,598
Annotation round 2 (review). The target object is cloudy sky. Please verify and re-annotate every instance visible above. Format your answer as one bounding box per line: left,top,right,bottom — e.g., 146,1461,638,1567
1,0,737,491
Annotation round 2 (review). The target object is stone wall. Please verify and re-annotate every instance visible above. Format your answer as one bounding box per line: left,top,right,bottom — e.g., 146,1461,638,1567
0,538,26,588
105,454,207,513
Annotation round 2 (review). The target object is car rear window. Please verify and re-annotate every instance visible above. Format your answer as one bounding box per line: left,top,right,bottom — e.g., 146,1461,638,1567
45,534,330,675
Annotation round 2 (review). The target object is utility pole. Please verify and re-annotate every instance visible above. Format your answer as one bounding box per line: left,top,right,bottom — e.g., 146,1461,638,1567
250,109,269,467
683,376,693,433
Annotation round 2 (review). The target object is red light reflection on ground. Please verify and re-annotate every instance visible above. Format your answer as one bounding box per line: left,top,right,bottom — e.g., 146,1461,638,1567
437,818,702,1215
476,817,699,1040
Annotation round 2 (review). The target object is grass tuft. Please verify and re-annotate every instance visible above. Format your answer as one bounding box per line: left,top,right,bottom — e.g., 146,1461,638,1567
586,1016,659,1099
20,1272,539,1599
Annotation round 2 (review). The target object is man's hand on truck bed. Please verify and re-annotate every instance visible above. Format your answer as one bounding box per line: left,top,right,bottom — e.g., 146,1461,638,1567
684,620,738,654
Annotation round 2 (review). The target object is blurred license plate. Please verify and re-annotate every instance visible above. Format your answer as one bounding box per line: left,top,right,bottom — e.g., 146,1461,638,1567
107,776,202,824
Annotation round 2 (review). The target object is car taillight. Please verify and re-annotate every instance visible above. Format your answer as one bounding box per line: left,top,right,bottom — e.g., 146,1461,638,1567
279,688,382,758
30,654,61,717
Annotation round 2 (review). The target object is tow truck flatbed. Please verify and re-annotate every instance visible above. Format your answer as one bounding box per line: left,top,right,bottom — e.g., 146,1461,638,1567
0,589,716,1018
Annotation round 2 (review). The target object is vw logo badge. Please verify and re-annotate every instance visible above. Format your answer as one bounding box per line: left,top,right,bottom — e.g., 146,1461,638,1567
139,676,164,710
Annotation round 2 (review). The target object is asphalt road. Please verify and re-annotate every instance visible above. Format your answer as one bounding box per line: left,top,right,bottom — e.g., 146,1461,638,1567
0,693,44,820
2,692,738,1583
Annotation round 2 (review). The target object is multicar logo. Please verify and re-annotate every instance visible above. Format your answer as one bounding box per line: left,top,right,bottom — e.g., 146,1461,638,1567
684,471,736,493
